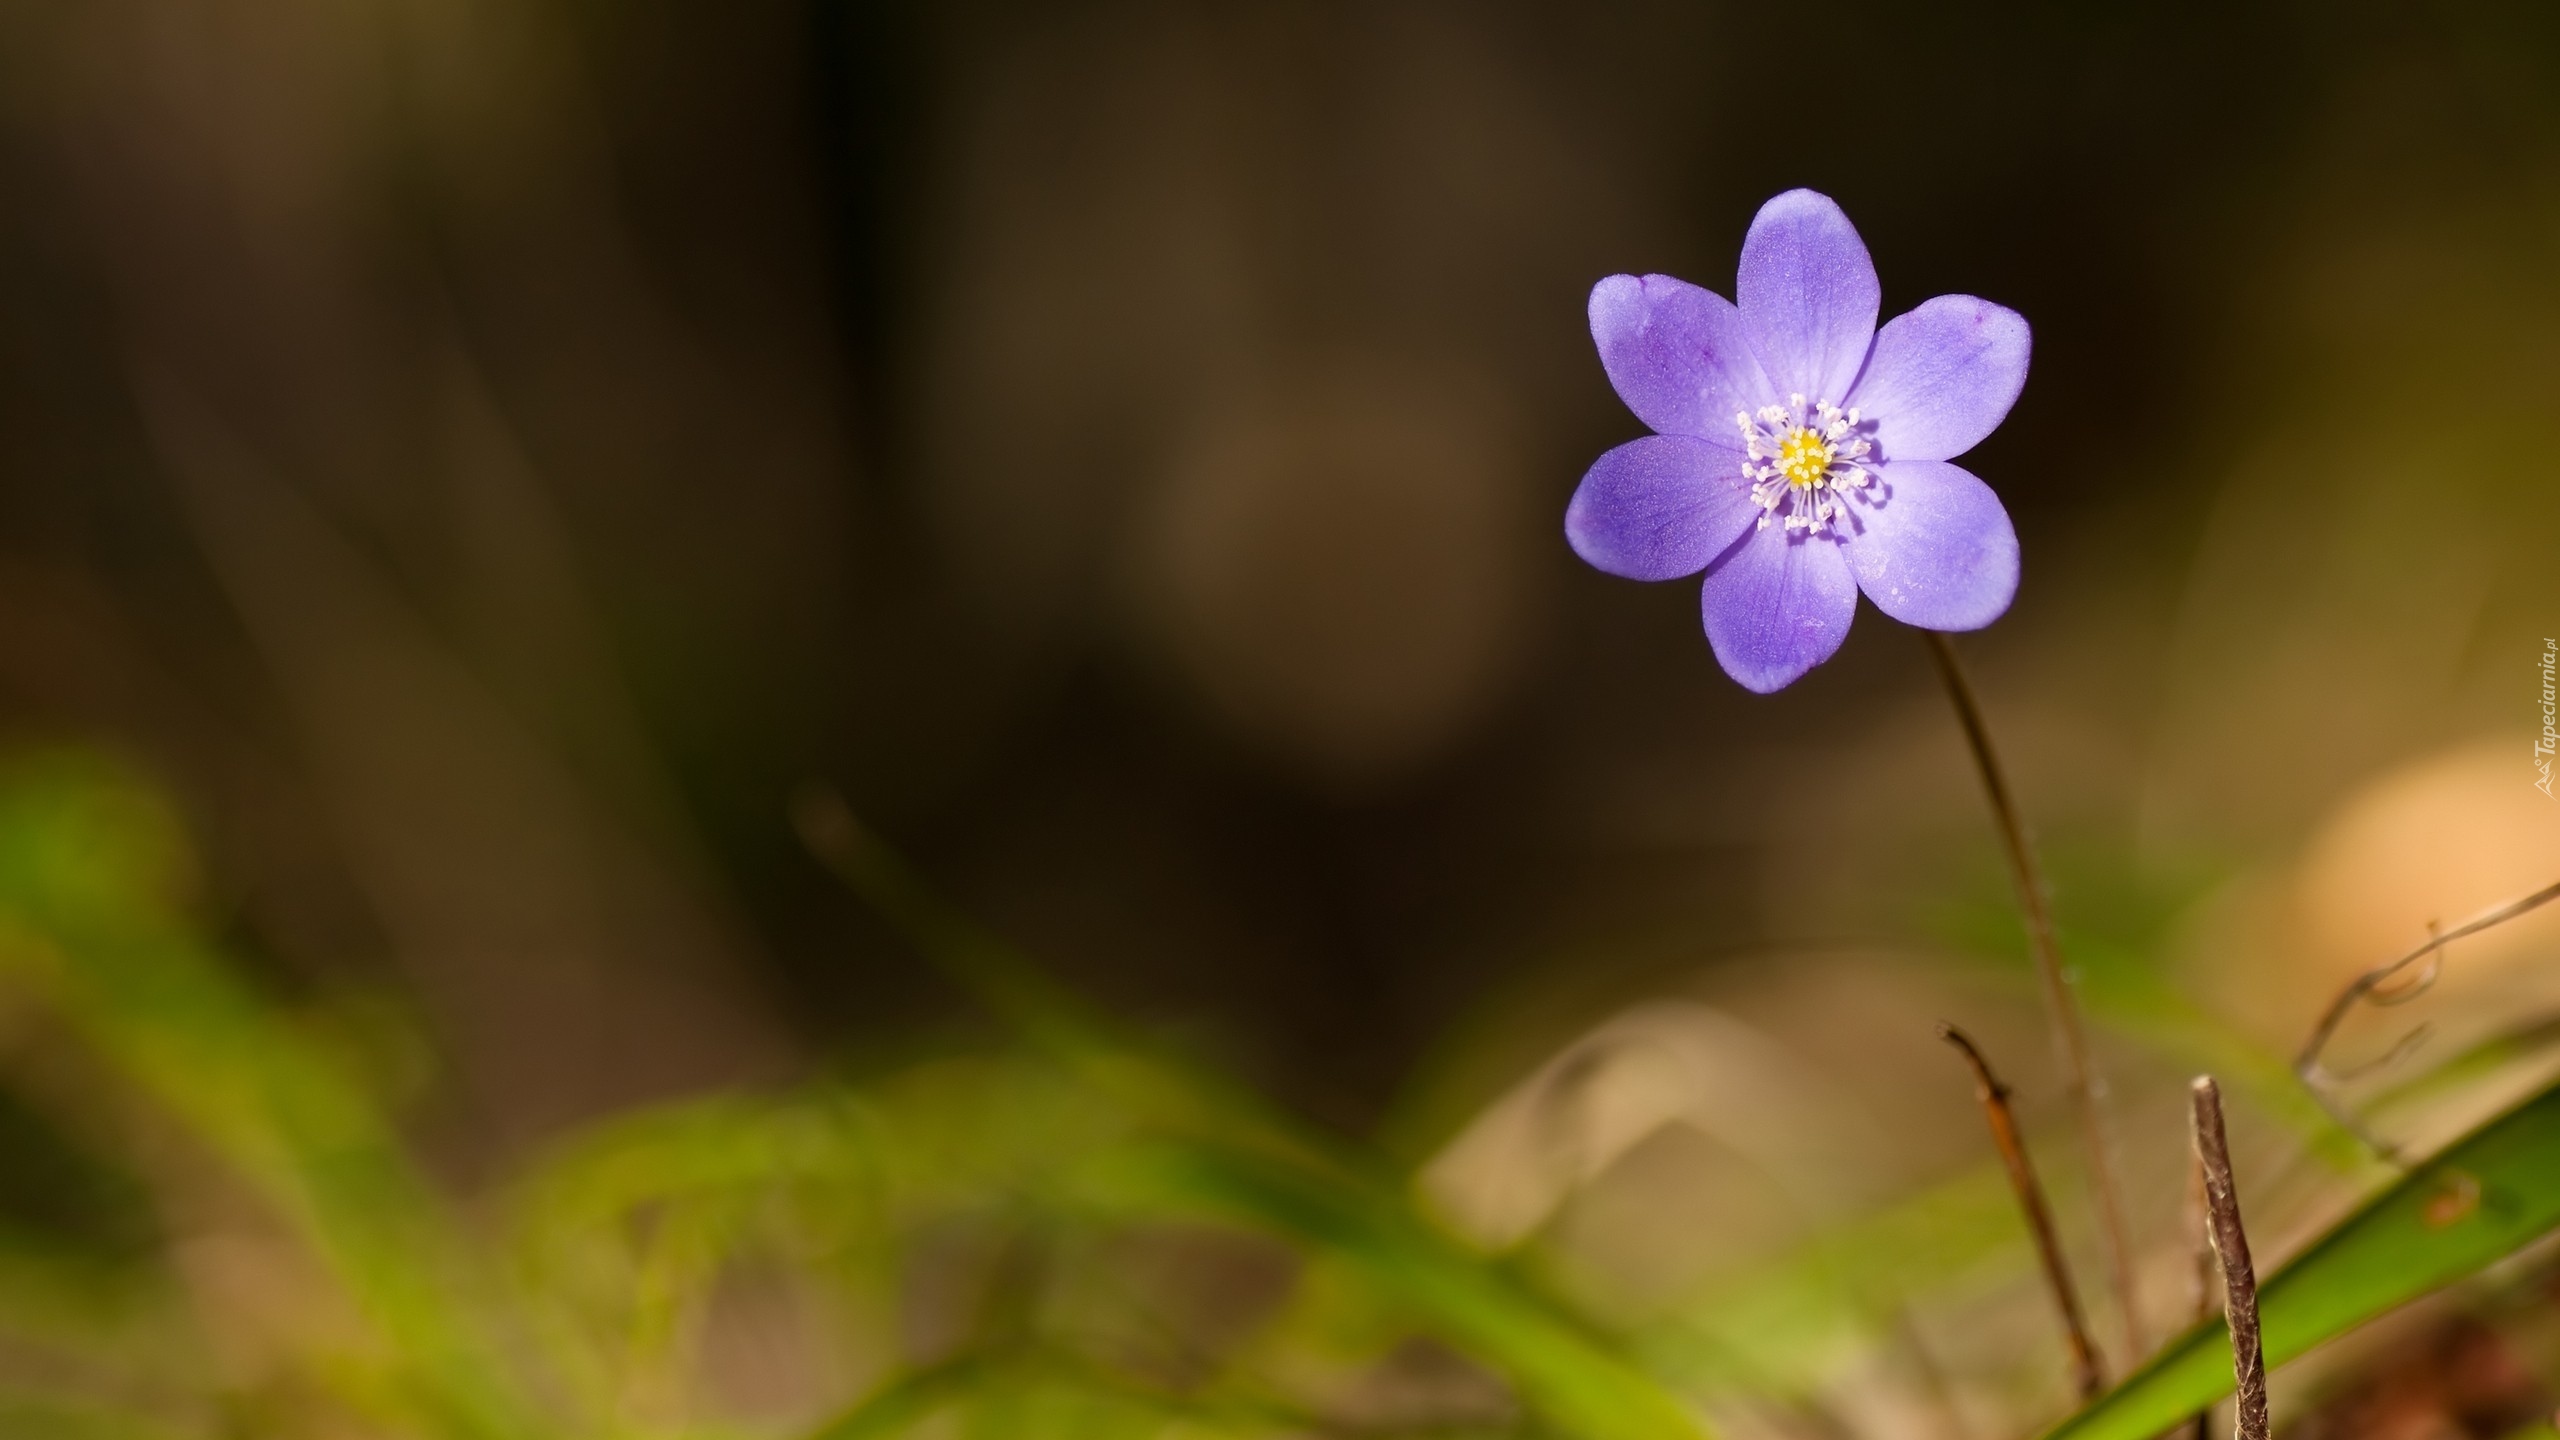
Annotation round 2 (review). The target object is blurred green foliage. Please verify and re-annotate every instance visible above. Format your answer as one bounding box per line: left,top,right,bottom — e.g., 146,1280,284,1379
0,754,2550,1440
0,754,1705,1438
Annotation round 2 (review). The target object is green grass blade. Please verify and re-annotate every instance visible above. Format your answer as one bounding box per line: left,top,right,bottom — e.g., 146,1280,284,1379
2039,1077,2560,1440
0,754,538,1440
1633,1163,2026,1397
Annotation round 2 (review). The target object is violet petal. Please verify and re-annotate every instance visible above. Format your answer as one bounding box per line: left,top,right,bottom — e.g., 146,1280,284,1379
1566,435,1759,581
1841,459,2019,631
1736,189,1880,405
1699,526,1858,692
1589,274,1775,439
1847,296,2031,462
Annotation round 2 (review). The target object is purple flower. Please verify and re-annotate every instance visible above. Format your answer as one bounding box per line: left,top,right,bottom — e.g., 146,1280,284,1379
1566,189,2030,692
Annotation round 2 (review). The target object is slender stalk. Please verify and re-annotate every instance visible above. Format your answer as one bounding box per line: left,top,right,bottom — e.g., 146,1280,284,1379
2189,1077,2268,1440
1924,630,2140,1358
1939,1024,2105,1400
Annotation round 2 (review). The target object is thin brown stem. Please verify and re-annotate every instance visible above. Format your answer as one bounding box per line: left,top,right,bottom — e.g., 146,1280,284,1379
2190,1077,2267,1440
1925,631,2139,1358
2295,880,2560,1165
1939,1023,2105,1400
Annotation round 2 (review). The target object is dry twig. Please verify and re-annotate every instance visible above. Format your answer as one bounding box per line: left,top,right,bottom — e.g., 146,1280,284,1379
2295,879,2560,1164
1939,1023,2105,1399
2191,1077,2267,1440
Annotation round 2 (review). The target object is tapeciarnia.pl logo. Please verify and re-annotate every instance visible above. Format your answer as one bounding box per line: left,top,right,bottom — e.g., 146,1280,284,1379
2538,638,2556,798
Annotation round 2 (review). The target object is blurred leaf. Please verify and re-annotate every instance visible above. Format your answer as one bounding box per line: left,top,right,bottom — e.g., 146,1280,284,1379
795,795,1314,1151
504,1087,904,1421
509,1089,887,1262
801,795,1706,1440
0,752,539,1440
0,1391,193,1440
806,1344,1323,1440
808,1350,994,1439
1633,1164,2025,1396
2039,1076,2560,1440
1087,1137,1697,1440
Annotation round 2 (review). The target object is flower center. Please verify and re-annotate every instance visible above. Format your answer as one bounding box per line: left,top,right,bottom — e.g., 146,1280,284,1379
1776,428,1834,488
1737,394,1875,536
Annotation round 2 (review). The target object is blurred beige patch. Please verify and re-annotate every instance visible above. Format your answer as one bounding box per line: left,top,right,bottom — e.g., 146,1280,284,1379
1134,362,1540,786
1417,1000,1879,1260
2293,738,2560,986
2200,737,2560,1068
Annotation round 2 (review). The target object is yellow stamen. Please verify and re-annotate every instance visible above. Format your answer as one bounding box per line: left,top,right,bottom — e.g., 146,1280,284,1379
1776,427,1833,489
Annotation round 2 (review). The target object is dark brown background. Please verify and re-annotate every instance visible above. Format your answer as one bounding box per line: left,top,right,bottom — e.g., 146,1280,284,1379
0,0,2552,1155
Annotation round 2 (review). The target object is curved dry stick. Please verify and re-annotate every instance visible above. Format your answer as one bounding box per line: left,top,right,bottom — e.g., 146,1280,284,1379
1926,632,2140,1359
2190,1078,2267,1440
2295,879,2560,1164
1939,1024,2105,1400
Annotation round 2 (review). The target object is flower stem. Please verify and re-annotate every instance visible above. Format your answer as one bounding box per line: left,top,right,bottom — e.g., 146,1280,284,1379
1922,630,2140,1361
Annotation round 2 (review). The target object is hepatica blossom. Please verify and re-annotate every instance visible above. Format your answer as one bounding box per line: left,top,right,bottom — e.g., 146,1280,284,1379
1567,189,2030,692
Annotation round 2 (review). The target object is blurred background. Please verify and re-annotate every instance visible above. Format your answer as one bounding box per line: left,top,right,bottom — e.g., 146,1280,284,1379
0,1,2554,1436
